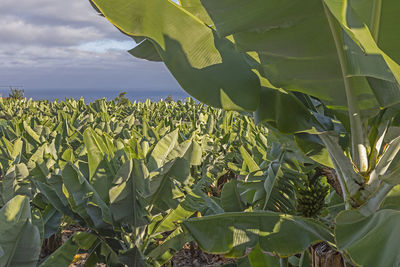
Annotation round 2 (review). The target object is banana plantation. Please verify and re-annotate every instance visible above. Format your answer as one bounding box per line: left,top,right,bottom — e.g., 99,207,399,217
0,97,329,266
2,0,400,266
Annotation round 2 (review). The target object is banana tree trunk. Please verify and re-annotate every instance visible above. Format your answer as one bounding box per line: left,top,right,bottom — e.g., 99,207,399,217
311,243,344,267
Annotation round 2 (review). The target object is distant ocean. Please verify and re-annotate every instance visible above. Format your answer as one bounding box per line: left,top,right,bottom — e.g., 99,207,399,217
0,88,191,102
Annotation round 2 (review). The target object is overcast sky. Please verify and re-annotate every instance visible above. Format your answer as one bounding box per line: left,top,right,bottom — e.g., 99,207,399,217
0,0,182,96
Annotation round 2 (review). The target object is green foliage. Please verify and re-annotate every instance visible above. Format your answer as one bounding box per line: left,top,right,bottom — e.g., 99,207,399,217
183,212,333,257
0,97,299,266
90,0,261,111
0,195,41,267
336,209,400,267
89,1,400,265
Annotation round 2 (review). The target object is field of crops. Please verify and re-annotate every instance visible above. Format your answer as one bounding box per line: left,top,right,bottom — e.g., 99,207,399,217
2,0,399,265
0,97,338,266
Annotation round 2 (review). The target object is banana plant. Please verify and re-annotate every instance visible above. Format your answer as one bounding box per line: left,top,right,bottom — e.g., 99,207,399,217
1,95,291,265
90,0,400,265
33,126,224,266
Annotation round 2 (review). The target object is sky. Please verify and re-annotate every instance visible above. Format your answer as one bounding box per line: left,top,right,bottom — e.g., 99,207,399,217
0,0,182,96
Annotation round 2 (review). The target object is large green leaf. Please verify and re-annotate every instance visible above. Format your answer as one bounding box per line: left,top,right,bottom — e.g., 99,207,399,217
128,39,162,62
0,195,41,267
261,162,288,211
62,163,112,229
183,212,333,257
221,180,244,212
335,209,400,267
146,158,190,212
148,186,224,244
380,184,400,210
83,128,115,202
239,146,261,174
109,159,148,226
147,129,179,171
344,1,400,65
200,0,341,105
90,0,261,111
179,0,213,25
41,206,62,239
294,134,334,168
254,87,318,133
323,0,400,107
2,163,32,203
23,121,41,145
35,180,74,219
33,167,76,220
246,244,280,267
165,139,202,166
201,0,400,117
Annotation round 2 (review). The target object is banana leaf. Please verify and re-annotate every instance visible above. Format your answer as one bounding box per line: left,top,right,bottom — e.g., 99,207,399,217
0,195,41,267
183,211,333,257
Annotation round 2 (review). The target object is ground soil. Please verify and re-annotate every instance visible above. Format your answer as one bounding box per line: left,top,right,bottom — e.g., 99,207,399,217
164,243,235,267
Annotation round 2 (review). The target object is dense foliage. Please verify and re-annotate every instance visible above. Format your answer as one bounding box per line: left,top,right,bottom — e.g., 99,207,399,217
0,97,335,266
89,0,400,265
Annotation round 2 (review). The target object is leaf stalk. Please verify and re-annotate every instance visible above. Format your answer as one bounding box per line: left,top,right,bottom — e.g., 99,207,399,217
322,2,369,173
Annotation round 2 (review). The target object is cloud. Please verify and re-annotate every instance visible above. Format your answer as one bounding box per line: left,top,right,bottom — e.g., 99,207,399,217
0,0,180,93
77,40,134,53
0,16,104,46
0,0,111,28
0,0,131,51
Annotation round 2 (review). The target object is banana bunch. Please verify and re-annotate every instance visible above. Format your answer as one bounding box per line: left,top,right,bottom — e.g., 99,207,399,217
296,168,329,218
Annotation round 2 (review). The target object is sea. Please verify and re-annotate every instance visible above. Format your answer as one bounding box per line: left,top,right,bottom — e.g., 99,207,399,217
0,88,191,103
